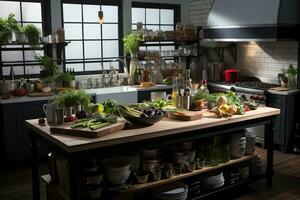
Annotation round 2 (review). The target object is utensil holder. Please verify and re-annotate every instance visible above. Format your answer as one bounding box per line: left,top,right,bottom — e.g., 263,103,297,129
176,96,191,110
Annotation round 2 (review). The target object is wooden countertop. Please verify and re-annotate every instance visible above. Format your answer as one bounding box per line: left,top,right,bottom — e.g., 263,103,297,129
25,107,280,153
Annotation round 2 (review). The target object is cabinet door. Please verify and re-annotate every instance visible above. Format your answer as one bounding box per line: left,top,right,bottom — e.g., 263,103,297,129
2,104,22,161
21,101,48,160
266,94,286,146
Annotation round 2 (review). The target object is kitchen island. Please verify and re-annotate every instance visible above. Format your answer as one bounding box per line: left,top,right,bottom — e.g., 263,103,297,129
26,107,280,200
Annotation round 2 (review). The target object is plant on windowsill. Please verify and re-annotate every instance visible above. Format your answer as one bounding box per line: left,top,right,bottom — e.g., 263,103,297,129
23,24,40,46
0,14,19,44
123,33,142,84
35,55,59,87
56,71,75,88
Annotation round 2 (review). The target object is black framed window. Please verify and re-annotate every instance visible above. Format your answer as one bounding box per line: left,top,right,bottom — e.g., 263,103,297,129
131,2,180,54
62,0,123,74
0,0,46,77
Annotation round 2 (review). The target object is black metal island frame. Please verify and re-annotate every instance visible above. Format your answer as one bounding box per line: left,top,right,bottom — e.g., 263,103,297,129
25,107,280,200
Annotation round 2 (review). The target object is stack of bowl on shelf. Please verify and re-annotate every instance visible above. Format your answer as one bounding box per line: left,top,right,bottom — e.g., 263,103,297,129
81,159,103,200
251,155,266,176
140,148,161,183
152,182,188,200
230,131,246,159
200,171,225,190
102,158,132,186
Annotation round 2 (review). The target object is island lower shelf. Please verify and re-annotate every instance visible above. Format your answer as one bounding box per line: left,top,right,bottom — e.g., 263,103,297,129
128,154,257,192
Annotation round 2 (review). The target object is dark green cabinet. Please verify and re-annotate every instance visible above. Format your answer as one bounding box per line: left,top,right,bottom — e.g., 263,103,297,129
1,100,48,162
266,93,299,152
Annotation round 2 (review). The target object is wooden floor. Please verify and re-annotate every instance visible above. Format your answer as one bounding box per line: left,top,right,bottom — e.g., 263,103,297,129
0,148,299,200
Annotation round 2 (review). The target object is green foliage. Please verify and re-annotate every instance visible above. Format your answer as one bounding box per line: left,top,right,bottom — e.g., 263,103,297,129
54,89,91,107
35,55,58,77
56,72,75,83
123,33,142,55
23,24,40,45
282,64,298,76
0,14,24,43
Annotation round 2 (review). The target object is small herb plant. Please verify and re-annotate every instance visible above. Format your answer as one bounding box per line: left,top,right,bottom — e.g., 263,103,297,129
282,64,298,76
35,55,58,77
24,24,40,45
54,89,91,108
56,72,75,83
123,33,142,56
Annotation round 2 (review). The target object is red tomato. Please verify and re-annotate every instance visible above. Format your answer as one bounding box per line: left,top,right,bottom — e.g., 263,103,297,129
244,105,250,112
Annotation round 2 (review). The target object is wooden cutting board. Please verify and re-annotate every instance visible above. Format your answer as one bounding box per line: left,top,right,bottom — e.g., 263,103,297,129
270,87,289,91
167,111,203,121
50,121,126,138
28,92,53,97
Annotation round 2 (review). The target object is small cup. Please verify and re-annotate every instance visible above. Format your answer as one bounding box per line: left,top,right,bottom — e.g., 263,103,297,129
134,170,149,184
164,169,174,179
188,162,196,172
173,165,183,176
196,159,205,169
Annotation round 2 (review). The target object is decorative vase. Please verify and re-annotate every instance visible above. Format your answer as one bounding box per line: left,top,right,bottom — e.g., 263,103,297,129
16,32,27,43
129,55,139,85
65,106,74,116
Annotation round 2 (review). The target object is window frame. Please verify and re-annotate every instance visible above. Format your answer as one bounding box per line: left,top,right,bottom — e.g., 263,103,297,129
131,2,180,62
61,0,124,75
0,0,51,78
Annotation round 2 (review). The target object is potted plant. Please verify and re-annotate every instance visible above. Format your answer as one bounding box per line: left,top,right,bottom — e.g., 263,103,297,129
74,90,91,113
56,72,75,88
0,14,23,44
282,64,298,89
123,33,142,83
15,25,26,43
35,55,59,88
24,24,40,46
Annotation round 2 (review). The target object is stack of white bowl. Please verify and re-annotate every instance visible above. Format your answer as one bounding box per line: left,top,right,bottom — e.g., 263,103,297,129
102,158,131,185
201,172,225,190
153,182,188,200
230,132,246,159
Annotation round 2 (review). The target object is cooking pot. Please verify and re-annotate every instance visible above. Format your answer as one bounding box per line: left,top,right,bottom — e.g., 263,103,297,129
224,69,239,83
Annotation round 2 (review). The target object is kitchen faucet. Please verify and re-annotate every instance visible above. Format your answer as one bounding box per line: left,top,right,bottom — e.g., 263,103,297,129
113,58,130,85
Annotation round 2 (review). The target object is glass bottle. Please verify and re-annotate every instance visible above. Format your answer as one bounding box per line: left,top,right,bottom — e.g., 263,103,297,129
172,76,178,107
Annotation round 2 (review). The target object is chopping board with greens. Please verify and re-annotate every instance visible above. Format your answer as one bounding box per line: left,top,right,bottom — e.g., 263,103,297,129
50,116,126,138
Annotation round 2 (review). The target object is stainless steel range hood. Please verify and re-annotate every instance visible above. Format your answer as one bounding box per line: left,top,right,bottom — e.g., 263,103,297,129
202,0,300,42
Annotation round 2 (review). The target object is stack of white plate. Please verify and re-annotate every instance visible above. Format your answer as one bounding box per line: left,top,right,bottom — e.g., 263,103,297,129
201,172,225,190
230,132,246,159
153,182,188,200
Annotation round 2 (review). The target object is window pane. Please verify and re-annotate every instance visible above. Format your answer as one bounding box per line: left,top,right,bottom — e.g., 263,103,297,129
102,24,118,39
24,50,43,61
147,46,160,51
160,9,174,24
26,65,41,74
132,8,145,24
13,66,24,75
83,4,100,23
103,61,119,70
102,5,118,23
66,63,83,72
84,41,101,59
84,24,101,39
64,24,82,40
63,4,82,22
22,2,42,22
85,62,101,71
146,8,159,24
66,41,83,59
103,40,119,58
146,25,160,31
2,51,23,62
160,25,174,31
0,1,21,20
